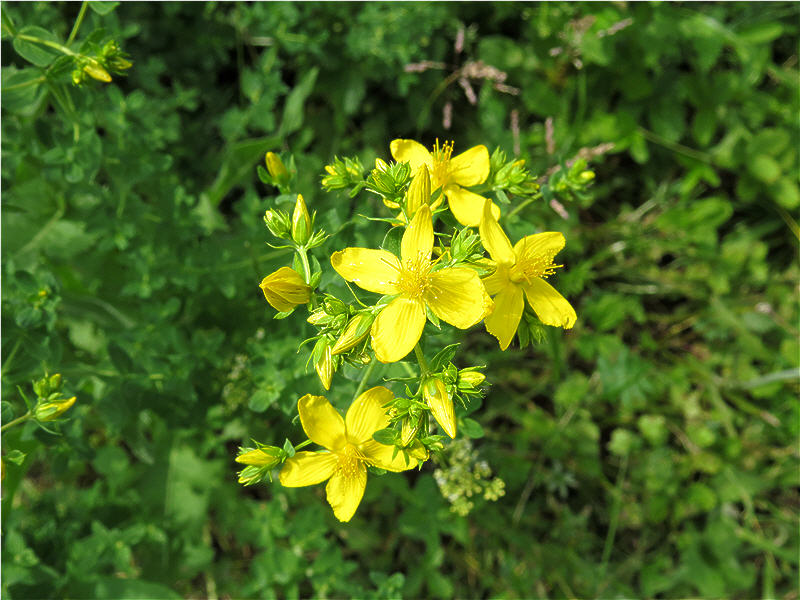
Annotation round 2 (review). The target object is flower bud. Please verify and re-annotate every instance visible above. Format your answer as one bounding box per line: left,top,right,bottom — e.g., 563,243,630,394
83,59,112,83
374,158,389,172
315,343,334,390
259,267,310,312
265,152,288,181
423,377,456,439
323,296,347,316
291,194,312,245
235,446,282,467
458,370,485,388
401,417,420,446
579,170,595,183
307,308,328,326
35,396,76,422
263,209,291,239
404,164,431,218
331,313,374,355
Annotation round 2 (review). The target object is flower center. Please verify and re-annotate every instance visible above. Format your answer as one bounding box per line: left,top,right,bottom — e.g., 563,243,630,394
430,139,454,189
396,253,432,298
337,444,365,478
509,244,561,284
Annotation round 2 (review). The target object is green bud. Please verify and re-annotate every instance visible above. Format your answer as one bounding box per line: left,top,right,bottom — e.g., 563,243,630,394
323,296,347,316
35,396,76,422
263,209,291,239
579,170,595,183
265,152,288,181
458,370,485,388
83,59,112,83
331,313,374,355
48,373,62,391
291,194,312,245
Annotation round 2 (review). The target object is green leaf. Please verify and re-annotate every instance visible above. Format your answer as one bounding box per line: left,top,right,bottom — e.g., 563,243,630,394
460,418,484,439
12,26,62,67
279,67,319,136
372,428,396,445
88,2,120,15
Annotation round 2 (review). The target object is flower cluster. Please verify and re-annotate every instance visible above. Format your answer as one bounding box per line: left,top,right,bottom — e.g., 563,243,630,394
238,139,586,521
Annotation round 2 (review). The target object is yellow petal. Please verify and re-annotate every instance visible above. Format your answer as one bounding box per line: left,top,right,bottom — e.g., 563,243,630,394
401,204,433,262
371,297,426,363
424,377,456,438
325,463,367,522
331,248,401,295
482,263,512,296
390,139,434,173
522,278,577,329
513,232,565,266
259,267,310,312
345,386,393,444
445,184,500,228
426,267,493,329
279,451,338,487
484,283,524,350
361,440,420,472
448,144,490,186
405,164,431,218
479,199,515,264
298,394,346,451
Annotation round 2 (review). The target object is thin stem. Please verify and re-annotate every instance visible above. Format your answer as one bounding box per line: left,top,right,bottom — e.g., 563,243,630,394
294,439,313,451
637,126,713,164
503,193,542,222
16,34,78,57
297,246,312,284
67,1,89,45
601,453,628,571
413,343,429,376
1,338,23,377
1,412,32,433
2,76,46,92
352,357,377,401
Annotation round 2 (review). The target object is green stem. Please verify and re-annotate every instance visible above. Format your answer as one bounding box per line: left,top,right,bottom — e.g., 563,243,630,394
294,439,313,451
296,245,318,309
601,453,628,571
16,34,78,57
413,343,429,376
503,192,542,222
67,1,89,45
637,127,713,164
3,76,46,92
352,357,377,401
1,412,32,433
1,338,23,377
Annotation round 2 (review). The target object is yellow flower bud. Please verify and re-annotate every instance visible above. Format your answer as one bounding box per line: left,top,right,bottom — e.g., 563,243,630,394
579,170,595,183
330,313,374,355
458,370,485,387
291,194,312,245
35,396,76,422
401,417,419,446
405,164,432,218
265,152,288,180
315,343,334,390
259,267,310,312
235,446,282,467
374,158,389,172
83,59,112,83
423,377,456,439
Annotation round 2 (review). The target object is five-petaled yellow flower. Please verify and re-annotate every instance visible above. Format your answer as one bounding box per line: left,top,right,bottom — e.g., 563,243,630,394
279,387,424,522
479,200,577,350
390,139,501,227
331,204,493,363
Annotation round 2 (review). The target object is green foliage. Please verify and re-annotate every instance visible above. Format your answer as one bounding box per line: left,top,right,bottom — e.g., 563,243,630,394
2,2,797,599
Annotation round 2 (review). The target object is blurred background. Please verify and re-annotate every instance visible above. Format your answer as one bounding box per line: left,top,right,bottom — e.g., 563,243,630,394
2,2,798,598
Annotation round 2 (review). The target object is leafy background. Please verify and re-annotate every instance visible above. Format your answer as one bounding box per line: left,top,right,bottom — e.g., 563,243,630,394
2,2,798,598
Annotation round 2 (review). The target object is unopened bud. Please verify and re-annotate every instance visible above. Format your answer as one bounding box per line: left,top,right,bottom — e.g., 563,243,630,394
458,370,485,388
235,446,282,467
579,170,595,183
83,59,112,83
35,396,76,422
331,313,374,355
374,158,389,172
259,267,310,312
401,417,420,446
264,209,290,239
423,377,456,439
291,194,312,245
323,297,347,316
265,152,288,181
315,343,334,390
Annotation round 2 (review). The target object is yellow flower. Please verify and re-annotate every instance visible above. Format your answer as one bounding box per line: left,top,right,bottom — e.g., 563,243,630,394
279,387,423,522
331,204,493,363
479,200,577,349
390,138,501,227
259,267,310,312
